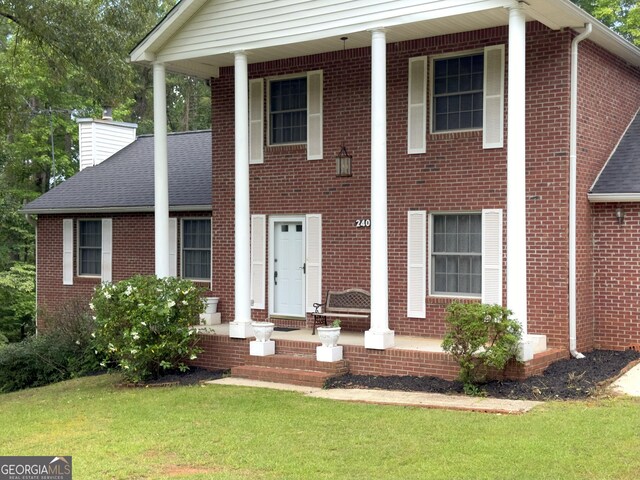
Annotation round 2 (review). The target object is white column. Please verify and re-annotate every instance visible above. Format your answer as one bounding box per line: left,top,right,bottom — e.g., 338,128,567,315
365,29,394,350
507,6,532,360
153,62,170,278
229,51,254,339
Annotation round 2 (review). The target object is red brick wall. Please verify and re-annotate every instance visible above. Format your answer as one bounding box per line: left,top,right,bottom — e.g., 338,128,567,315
578,41,640,351
211,23,583,345
37,212,212,329
192,333,568,381
593,204,640,349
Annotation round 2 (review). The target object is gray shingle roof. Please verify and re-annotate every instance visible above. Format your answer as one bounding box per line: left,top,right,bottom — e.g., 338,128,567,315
22,130,211,214
590,113,640,198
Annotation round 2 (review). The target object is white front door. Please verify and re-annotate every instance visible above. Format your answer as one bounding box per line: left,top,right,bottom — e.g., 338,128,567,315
273,221,305,317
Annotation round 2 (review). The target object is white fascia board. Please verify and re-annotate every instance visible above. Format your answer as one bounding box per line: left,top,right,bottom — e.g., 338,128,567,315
20,205,212,215
130,0,208,63
588,193,640,203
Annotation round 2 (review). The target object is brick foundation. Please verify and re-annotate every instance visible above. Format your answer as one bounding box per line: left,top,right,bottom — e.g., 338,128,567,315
192,332,567,381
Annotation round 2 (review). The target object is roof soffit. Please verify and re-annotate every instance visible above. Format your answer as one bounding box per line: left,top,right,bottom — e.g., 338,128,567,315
131,0,640,77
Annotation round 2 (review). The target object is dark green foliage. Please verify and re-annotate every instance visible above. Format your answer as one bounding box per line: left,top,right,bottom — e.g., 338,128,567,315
92,276,205,383
0,262,35,342
441,302,521,393
0,299,101,393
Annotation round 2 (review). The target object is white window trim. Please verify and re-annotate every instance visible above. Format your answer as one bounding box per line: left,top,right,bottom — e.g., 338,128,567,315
180,217,212,282
429,48,485,135
428,211,482,300
76,219,102,278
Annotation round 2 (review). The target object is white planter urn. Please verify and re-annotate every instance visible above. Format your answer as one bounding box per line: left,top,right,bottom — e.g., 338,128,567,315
251,321,275,343
316,326,342,362
317,326,341,348
204,297,219,314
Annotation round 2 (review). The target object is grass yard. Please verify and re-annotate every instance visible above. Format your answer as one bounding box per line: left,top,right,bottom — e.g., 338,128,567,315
1,375,640,479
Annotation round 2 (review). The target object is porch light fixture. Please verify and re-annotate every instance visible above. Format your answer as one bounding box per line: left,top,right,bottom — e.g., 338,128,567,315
616,207,625,225
335,145,352,177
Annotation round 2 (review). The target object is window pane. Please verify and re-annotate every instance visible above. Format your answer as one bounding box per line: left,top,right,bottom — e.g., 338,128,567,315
182,219,211,280
270,77,307,144
80,248,101,275
431,214,482,295
433,53,484,132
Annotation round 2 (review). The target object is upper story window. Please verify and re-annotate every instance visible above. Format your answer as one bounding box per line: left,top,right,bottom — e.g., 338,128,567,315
269,77,307,145
431,213,482,296
78,220,102,276
432,53,484,132
182,219,211,281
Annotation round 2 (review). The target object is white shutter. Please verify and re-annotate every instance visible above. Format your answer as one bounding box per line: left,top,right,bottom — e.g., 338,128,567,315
482,209,503,305
407,211,427,318
249,78,264,164
169,218,178,277
305,214,322,312
101,218,112,283
408,57,427,154
483,45,505,149
63,219,73,285
251,214,266,309
307,70,323,160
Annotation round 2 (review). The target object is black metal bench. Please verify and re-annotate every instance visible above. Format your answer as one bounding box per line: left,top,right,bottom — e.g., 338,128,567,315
312,289,371,334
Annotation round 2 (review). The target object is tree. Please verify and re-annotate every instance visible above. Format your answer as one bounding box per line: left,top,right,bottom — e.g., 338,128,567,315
0,1,211,341
572,0,640,45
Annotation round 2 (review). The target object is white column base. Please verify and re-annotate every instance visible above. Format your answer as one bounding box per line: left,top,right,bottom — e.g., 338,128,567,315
200,312,221,326
316,345,343,362
229,321,254,339
250,340,275,356
364,329,395,350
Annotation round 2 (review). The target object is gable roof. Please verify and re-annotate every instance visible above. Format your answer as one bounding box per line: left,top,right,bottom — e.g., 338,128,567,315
589,112,640,202
22,130,212,214
130,0,640,78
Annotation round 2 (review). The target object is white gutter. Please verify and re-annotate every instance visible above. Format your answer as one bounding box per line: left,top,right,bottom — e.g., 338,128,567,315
569,23,592,360
588,193,640,203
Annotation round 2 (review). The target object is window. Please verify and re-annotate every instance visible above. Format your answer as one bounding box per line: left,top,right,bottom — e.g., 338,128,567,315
432,214,482,296
269,77,307,145
433,53,484,132
182,219,211,280
78,220,102,276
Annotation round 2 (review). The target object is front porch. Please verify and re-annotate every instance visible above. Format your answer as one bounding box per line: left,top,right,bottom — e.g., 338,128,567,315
192,323,566,385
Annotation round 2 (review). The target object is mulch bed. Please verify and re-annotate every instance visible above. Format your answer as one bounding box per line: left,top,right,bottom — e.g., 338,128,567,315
116,367,227,388
325,350,640,401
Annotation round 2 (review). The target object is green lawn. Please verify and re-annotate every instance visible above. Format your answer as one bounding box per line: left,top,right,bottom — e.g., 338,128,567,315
1,375,640,479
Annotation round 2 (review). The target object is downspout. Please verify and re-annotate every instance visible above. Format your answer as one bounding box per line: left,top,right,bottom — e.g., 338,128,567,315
569,23,592,359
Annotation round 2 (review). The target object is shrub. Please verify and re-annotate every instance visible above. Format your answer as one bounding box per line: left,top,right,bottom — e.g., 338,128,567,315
0,299,102,393
441,302,521,393
92,275,205,383
39,298,103,375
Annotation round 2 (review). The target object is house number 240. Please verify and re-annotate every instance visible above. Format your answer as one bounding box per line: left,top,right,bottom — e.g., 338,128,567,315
355,219,371,228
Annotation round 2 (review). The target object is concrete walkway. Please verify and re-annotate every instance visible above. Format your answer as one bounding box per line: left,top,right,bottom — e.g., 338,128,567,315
611,362,640,396
207,377,541,414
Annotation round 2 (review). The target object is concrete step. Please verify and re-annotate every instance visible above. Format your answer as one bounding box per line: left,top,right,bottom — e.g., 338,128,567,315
231,365,333,388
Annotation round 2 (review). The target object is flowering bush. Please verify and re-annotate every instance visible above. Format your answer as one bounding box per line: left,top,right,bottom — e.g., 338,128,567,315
441,302,521,394
91,275,205,382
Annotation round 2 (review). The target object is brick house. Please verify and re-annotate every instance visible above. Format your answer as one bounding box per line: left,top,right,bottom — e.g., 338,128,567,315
26,0,640,380
23,129,213,330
